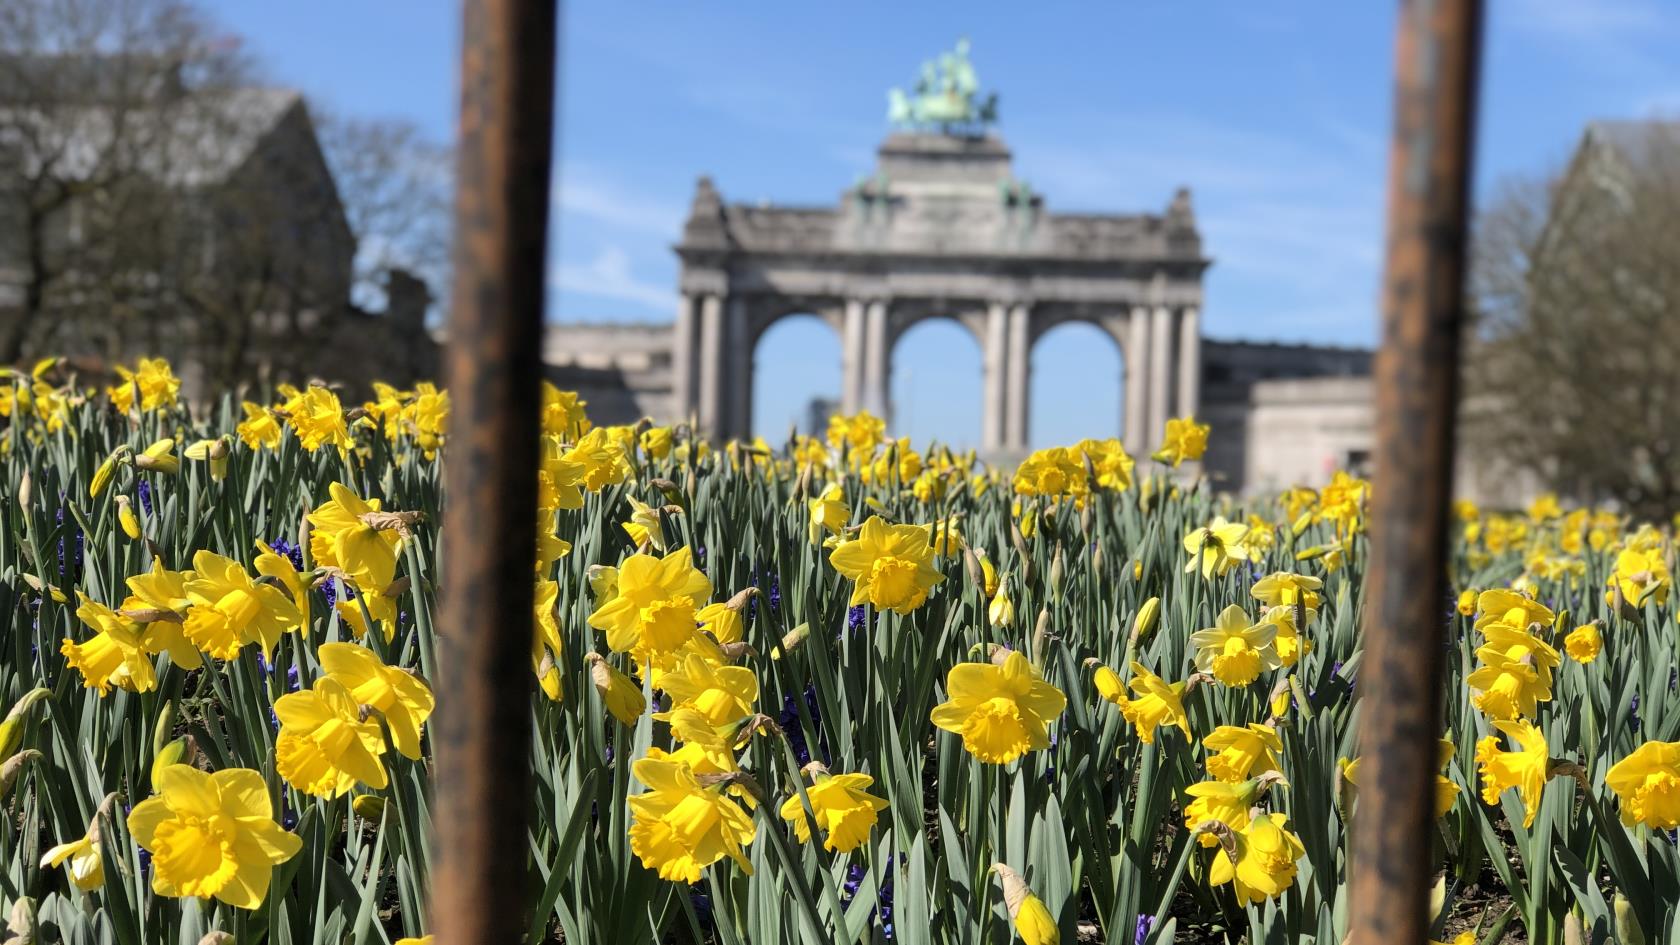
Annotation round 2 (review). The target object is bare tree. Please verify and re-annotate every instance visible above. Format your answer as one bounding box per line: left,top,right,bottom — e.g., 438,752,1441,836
317,112,452,316
0,0,255,365
1466,124,1680,519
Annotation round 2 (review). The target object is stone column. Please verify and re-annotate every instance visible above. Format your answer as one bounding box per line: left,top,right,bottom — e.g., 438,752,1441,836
840,298,866,414
671,293,697,424
696,293,724,438
1148,303,1174,448
981,301,1008,451
725,296,751,441
1176,305,1202,421
1125,306,1150,454
1004,302,1031,451
862,299,889,419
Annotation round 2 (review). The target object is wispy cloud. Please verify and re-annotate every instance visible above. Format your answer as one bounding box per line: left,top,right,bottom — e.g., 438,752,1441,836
550,246,676,315
554,167,686,238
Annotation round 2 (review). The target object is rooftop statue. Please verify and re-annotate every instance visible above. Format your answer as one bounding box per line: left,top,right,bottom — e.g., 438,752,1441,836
887,38,999,135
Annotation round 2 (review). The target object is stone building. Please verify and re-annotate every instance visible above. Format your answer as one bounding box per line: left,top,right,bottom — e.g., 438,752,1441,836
0,54,437,397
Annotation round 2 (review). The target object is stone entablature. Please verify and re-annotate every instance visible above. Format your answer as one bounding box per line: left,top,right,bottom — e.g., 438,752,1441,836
671,132,1209,454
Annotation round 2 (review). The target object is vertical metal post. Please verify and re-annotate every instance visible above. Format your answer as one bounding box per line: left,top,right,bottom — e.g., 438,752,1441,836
1350,1,1482,944
432,1,556,943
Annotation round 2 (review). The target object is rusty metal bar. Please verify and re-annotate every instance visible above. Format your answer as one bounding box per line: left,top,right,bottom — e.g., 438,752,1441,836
1350,1,1483,943
431,0,556,942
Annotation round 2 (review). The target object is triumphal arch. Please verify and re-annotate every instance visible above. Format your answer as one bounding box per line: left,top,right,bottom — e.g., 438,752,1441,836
670,42,1208,455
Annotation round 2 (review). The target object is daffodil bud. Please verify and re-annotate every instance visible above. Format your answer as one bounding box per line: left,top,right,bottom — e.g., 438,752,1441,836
5,896,37,945
1562,911,1584,945
151,737,194,789
0,689,50,759
988,588,1015,629
198,932,236,945
963,547,986,594
89,454,118,498
1615,895,1645,945
0,749,40,799
16,470,30,512
352,795,386,822
1049,546,1064,602
1089,662,1124,704
115,495,141,539
979,553,999,599
774,622,810,660
991,864,1058,945
1131,597,1160,641
152,700,176,758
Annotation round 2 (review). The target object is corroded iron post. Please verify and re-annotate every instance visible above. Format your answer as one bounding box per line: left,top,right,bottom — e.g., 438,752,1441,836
1350,1,1482,943
432,0,556,943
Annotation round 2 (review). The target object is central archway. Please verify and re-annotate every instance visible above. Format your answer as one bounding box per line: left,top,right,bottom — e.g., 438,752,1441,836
752,313,841,443
1030,321,1125,449
889,316,982,450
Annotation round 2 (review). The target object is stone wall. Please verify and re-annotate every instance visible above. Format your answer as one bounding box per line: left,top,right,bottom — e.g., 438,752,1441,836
544,321,674,424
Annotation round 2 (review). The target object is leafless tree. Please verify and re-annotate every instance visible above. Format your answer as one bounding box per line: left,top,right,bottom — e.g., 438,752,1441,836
1465,126,1680,519
317,111,452,316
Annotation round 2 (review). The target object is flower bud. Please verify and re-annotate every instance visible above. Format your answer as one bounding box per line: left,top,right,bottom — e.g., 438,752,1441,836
199,932,236,945
988,589,1015,629
1049,547,1064,602
991,864,1058,945
5,897,37,945
116,495,141,540
152,700,176,758
1615,894,1645,945
89,454,118,498
151,736,195,789
0,749,40,799
1131,598,1160,641
352,795,387,822
17,470,30,512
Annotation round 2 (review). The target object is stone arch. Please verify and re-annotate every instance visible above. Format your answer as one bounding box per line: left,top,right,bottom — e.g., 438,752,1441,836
885,298,988,353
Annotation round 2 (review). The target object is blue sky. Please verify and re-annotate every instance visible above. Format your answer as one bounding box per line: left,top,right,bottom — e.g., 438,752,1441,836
208,1,1680,449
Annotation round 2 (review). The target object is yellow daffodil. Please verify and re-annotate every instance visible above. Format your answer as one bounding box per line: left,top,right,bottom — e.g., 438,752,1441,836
779,768,889,853
237,401,283,449
41,798,115,892
307,482,402,594
540,382,592,439
1207,812,1305,905
1465,658,1544,722
1183,517,1250,578
622,496,669,551
1475,720,1550,828
656,652,759,730
63,595,156,695
1153,415,1209,467
829,515,945,615
1078,437,1135,491
120,560,202,670
808,483,850,544
282,385,352,453
1250,571,1323,614
127,766,302,908
564,427,632,492
627,755,756,882
1203,724,1284,782
586,653,647,724
1473,588,1555,634
931,651,1067,764
588,547,712,662
1257,605,1311,668
1099,661,1191,744
532,579,564,701
1013,446,1086,498
275,678,389,798
182,550,302,659
1607,740,1680,829
1189,604,1280,687
318,643,434,760
1564,623,1602,663
826,410,886,455
1184,779,1259,845
108,357,180,413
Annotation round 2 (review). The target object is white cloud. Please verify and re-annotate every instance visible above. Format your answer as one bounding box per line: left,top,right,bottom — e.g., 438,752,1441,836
550,246,676,314
554,167,685,237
